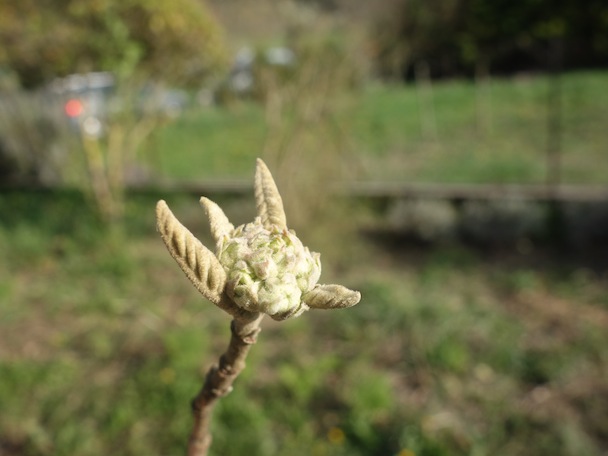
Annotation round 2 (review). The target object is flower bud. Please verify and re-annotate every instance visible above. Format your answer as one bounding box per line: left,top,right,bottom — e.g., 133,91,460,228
218,218,321,318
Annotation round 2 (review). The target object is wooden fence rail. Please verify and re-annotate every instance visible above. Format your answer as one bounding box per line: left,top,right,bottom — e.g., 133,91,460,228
3,180,608,203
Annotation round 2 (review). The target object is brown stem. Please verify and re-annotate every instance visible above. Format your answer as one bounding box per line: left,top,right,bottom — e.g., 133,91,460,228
187,313,264,456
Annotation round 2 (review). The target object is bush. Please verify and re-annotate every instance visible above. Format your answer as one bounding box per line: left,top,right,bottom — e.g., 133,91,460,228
0,89,72,185
372,0,608,79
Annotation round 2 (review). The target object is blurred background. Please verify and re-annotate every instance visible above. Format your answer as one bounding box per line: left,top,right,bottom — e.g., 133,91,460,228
1,0,607,455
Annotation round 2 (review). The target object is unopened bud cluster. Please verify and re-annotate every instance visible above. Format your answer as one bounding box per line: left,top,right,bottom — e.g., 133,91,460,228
218,217,321,318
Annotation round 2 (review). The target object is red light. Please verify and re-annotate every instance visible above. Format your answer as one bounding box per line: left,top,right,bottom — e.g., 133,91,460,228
65,99,84,117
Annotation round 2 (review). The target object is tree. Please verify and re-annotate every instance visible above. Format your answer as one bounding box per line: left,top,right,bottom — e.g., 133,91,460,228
0,0,227,88
371,0,608,79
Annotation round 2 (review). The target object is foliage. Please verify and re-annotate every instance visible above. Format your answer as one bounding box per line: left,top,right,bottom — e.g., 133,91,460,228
372,0,608,78
0,80,184,221
0,0,227,88
0,90,75,185
256,17,362,230
0,0,227,220
74,83,179,223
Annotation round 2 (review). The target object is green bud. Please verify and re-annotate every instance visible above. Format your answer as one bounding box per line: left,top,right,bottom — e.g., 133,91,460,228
218,217,321,318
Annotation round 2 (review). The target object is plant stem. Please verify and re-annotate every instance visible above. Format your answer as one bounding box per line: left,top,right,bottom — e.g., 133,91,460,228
187,313,264,456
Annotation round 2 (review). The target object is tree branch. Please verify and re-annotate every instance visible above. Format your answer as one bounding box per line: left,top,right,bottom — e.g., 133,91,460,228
187,313,264,456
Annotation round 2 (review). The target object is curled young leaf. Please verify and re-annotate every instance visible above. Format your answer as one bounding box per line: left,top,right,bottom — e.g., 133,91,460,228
254,158,287,230
200,197,234,249
156,200,227,304
303,284,361,310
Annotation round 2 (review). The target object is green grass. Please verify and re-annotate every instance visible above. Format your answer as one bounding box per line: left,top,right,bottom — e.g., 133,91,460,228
149,103,267,180
147,70,608,185
1,191,608,455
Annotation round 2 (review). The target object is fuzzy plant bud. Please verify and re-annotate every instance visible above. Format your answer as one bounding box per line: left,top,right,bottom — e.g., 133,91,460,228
157,158,360,322
217,217,321,319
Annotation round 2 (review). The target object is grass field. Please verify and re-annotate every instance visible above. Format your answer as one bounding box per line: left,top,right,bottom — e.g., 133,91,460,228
1,190,607,455
149,71,608,185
